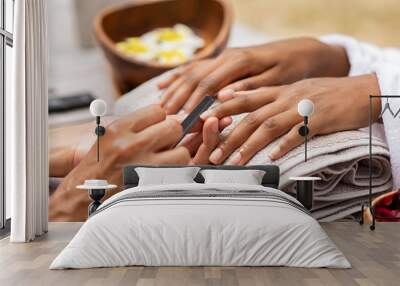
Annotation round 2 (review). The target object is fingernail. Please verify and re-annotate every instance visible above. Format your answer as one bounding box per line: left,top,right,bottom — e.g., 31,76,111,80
269,145,281,160
218,89,235,101
218,88,235,97
209,148,223,164
179,132,198,146
164,107,173,115
160,97,167,106
227,152,242,165
221,116,232,125
200,110,212,120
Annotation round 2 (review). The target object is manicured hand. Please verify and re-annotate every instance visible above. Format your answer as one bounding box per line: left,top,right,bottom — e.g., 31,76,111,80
49,105,191,221
201,74,381,165
157,38,350,114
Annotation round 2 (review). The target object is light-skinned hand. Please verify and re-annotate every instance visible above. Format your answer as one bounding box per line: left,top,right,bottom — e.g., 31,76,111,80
49,105,191,221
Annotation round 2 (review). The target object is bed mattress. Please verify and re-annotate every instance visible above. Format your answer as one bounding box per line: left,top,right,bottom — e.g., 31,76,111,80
50,183,350,269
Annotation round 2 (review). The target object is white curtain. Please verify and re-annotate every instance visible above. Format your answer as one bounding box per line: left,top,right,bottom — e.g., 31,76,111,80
7,0,48,242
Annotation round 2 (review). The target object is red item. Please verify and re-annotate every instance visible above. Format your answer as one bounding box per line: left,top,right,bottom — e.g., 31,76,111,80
372,190,400,222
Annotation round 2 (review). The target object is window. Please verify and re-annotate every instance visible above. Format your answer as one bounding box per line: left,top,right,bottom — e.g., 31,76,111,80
0,0,13,233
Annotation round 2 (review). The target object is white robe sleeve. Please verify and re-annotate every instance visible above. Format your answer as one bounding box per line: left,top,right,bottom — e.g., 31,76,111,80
320,34,400,188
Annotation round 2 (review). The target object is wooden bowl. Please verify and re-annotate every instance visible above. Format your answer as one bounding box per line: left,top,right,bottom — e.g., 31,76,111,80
94,0,233,95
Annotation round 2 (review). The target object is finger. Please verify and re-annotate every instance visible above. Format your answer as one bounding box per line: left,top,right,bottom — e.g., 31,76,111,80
192,144,213,165
168,113,205,133
219,66,282,94
180,117,219,157
169,113,230,134
218,87,280,102
201,88,278,120
209,114,261,164
217,88,236,102
182,59,251,112
208,101,283,164
161,60,216,108
164,81,198,114
180,133,203,156
157,73,180,90
219,116,232,130
202,117,220,146
167,113,187,123
192,117,221,164
269,120,318,160
135,118,183,151
179,115,230,158
169,111,230,134
111,104,166,132
151,146,191,165
227,109,300,165
160,76,187,106
157,67,185,89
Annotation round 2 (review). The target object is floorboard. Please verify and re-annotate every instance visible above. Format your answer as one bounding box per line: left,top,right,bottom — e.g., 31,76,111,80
0,222,399,286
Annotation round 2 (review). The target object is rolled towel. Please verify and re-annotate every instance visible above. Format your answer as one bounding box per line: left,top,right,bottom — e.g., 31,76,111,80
114,73,393,221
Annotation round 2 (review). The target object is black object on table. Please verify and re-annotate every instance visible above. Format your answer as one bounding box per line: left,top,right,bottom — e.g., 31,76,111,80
49,92,96,113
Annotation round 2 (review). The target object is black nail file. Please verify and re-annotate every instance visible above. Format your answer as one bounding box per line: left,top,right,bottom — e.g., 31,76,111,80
173,95,216,148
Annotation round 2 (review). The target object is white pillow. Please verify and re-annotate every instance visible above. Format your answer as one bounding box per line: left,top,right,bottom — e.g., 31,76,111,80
136,167,200,186
200,169,266,185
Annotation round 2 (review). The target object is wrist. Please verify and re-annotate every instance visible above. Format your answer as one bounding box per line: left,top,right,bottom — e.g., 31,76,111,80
364,73,382,122
49,147,76,177
346,74,381,125
328,44,351,77
301,38,350,78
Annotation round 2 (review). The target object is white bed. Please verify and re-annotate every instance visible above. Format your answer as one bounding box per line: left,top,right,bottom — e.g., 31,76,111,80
50,182,350,269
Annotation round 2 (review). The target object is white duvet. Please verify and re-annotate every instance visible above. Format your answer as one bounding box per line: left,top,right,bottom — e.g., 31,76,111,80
50,183,350,269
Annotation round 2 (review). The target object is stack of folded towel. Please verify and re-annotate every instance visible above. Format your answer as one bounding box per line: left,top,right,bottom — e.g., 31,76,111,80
115,73,392,222
245,127,392,221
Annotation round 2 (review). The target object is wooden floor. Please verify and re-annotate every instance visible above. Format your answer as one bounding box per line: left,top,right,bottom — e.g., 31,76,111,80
0,222,399,286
